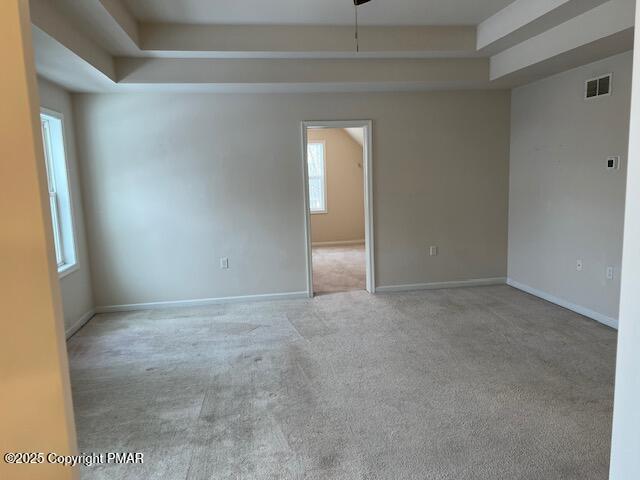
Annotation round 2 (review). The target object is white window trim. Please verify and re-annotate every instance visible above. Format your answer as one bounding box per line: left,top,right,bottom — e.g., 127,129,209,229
40,107,79,278
58,262,79,279
41,118,64,267
308,140,328,215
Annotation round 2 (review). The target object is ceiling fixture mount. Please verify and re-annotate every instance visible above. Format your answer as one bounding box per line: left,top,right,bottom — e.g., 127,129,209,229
353,0,372,53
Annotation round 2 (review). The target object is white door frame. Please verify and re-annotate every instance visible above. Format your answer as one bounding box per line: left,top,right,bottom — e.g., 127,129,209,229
301,120,375,297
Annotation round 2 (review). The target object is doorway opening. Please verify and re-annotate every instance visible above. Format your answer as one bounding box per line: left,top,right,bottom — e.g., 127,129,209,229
302,121,374,296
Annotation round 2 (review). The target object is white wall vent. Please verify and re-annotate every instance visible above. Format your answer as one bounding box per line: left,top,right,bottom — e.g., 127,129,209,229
585,74,612,99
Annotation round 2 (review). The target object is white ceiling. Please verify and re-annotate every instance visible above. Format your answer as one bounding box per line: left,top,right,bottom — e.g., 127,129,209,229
33,0,632,92
122,0,516,26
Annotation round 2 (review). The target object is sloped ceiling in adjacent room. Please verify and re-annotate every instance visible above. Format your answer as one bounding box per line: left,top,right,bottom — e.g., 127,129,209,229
344,128,364,147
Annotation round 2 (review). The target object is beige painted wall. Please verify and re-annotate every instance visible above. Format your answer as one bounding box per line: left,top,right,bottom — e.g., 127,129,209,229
73,90,510,307
508,51,632,325
0,1,77,478
309,128,364,244
38,77,95,335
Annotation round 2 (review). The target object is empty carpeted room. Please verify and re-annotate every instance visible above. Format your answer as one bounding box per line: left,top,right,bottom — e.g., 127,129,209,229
4,0,640,479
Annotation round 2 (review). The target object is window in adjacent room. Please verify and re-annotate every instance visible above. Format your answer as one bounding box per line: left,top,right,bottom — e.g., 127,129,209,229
307,141,327,214
40,110,77,275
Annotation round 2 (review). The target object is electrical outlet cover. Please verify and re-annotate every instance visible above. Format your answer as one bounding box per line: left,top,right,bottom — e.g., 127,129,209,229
606,267,614,280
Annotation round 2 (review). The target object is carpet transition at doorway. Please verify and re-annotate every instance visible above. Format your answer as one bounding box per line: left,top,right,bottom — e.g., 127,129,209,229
312,244,366,294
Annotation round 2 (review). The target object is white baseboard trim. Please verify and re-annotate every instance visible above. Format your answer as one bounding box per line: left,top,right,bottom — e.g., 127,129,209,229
507,278,618,329
65,308,96,339
95,291,310,313
376,277,506,293
312,239,365,247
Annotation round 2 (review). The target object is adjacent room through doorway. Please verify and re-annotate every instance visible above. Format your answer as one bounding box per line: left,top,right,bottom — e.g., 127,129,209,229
306,126,367,295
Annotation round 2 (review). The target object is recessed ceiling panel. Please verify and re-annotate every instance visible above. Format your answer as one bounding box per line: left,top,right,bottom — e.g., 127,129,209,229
122,0,516,26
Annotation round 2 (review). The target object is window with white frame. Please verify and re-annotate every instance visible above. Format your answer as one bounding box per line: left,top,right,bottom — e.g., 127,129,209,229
40,110,77,275
307,141,327,214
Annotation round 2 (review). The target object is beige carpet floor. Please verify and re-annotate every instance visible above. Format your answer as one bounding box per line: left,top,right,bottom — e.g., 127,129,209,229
67,286,616,480
312,244,365,294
